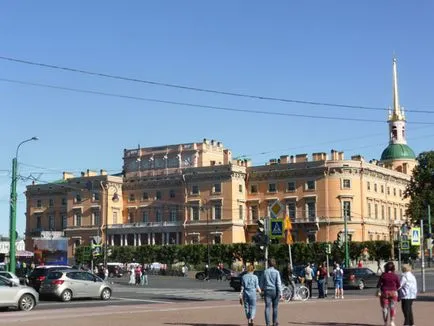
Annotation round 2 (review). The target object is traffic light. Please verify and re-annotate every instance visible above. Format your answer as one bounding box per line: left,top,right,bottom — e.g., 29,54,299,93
253,218,269,247
91,240,102,257
337,231,344,247
325,243,331,255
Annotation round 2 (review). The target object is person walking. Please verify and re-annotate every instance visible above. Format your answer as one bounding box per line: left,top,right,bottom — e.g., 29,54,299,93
260,258,282,326
377,261,400,326
304,263,314,299
104,266,109,281
140,265,148,286
240,265,261,326
135,265,142,285
128,265,135,285
333,263,344,299
399,264,417,326
283,264,296,301
204,264,209,281
316,263,327,299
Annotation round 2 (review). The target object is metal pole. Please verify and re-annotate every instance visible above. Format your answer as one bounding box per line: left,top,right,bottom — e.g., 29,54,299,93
344,215,349,268
103,185,108,268
8,157,17,274
288,244,293,269
398,227,402,272
264,216,269,269
428,204,432,267
325,253,330,297
207,205,210,268
421,219,426,293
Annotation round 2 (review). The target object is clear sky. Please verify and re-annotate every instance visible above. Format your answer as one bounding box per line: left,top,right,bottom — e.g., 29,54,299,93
1,1,434,236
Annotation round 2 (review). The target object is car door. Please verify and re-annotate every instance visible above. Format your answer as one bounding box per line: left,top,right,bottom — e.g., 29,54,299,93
0,276,18,306
81,272,100,298
66,272,86,298
363,268,379,287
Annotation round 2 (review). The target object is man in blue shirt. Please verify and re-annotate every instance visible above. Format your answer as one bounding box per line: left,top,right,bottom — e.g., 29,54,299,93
260,258,282,326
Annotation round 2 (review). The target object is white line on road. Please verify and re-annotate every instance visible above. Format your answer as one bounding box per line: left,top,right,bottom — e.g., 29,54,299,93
115,297,173,304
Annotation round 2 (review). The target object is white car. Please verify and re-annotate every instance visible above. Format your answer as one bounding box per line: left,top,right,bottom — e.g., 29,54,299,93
0,275,39,311
0,271,21,286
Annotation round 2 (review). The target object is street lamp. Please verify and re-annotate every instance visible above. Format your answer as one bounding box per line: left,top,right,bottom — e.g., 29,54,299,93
100,182,120,268
9,137,38,273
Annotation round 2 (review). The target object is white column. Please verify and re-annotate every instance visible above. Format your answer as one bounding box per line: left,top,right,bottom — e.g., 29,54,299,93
138,234,142,246
147,233,151,245
124,234,127,246
111,235,114,246
166,232,170,245
176,232,179,244
151,233,155,245
120,234,124,246
133,234,137,246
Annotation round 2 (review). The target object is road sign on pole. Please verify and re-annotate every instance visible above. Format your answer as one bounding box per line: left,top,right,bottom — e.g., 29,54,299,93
270,200,283,219
270,219,284,239
411,227,421,246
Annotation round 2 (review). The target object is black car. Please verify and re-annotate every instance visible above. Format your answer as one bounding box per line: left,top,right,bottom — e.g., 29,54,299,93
195,267,233,281
342,268,379,290
28,265,71,292
229,270,264,292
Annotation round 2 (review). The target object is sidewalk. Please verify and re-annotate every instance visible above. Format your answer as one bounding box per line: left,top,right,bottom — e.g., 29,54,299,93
2,294,433,326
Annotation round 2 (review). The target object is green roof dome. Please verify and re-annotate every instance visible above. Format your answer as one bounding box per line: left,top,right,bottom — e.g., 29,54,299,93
381,143,416,161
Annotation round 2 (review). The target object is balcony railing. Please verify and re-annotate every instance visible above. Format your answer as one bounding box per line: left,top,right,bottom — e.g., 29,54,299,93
110,221,182,228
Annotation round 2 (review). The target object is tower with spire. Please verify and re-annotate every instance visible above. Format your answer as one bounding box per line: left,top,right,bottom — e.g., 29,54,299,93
380,58,416,174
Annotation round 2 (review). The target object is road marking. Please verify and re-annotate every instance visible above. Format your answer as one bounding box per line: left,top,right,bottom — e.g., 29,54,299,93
39,299,121,306
115,297,173,304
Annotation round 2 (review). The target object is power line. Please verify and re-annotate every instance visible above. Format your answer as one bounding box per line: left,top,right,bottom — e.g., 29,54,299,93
2,77,434,125
1,55,433,114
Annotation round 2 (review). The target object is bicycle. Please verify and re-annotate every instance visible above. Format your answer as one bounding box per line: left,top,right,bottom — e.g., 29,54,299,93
282,284,310,302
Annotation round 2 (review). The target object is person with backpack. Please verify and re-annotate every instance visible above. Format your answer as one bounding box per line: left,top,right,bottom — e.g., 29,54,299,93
333,263,344,299
316,263,327,299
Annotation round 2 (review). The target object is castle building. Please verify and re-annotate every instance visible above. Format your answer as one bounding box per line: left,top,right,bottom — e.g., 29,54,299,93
24,58,416,262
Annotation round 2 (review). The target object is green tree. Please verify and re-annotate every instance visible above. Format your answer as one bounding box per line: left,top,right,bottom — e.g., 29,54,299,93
405,151,434,225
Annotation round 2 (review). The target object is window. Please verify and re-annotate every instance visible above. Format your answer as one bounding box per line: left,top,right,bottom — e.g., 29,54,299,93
214,234,222,244
287,182,296,192
343,201,351,220
61,198,67,206
306,180,315,191
191,205,199,221
399,189,403,197
381,185,384,193
170,208,177,222
142,210,149,222
49,199,54,207
268,183,277,193
213,183,221,193
251,206,258,221
369,234,374,241
142,192,149,200
394,207,397,220
342,179,351,189
214,204,222,220
74,212,82,226
61,215,67,229
128,193,136,202
113,211,118,224
93,211,100,226
169,189,176,198
191,185,199,195
387,187,390,195
192,235,199,244
239,205,244,220
381,205,385,220
306,201,316,220
37,200,42,208
368,202,372,218
250,185,258,194
367,182,371,191
393,188,396,196
155,209,162,222
74,194,82,204
48,215,54,229
388,207,391,220
239,184,243,193
156,191,162,200
374,204,378,219
374,184,378,192
400,208,403,220
287,202,296,220
92,192,100,201
36,215,41,229
128,212,134,223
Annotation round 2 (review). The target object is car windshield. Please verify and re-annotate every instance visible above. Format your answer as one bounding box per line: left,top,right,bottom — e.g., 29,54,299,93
30,268,48,276
47,271,63,280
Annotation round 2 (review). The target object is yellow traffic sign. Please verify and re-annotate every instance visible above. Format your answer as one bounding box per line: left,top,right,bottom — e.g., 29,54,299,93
270,200,283,218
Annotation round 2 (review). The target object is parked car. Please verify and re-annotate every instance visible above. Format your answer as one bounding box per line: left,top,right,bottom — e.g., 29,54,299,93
195,267,234,281
230,270,264,292
342,268,379,290
28,265,71,292
39,269,112,302
0,271,21,286
0,275,39,311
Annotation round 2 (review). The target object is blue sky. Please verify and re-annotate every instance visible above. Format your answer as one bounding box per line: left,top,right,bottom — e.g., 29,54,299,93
1,1,434,236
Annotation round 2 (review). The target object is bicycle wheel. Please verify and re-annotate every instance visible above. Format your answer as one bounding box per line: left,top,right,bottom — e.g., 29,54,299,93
297,286,309,301
282,286,292,302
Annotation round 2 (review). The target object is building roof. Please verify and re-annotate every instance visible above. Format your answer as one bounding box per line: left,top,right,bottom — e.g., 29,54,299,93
380,143,416,161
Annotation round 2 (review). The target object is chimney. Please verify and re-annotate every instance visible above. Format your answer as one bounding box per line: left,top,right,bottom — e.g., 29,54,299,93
290,155,295,163
331,149,338,160
100,169,107,176
280,155,289,164
80,171,85,177
63,172,74,180
338,151,344,160
351,155,364,161
87,169,97,177
295,154,308,163
223,149,232,164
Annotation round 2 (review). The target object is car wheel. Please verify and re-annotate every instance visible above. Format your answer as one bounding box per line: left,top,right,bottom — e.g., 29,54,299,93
100,288,111,300
18,294,35,312
196,274,205,281
61,289,73,302
358,280,365,290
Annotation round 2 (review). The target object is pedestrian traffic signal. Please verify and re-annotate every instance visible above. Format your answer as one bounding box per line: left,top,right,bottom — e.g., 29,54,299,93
253,218,269,246
337,231,344,247
325,243,331,255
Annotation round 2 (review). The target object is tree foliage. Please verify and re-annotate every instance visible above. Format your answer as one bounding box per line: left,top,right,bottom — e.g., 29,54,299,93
405,151,434,225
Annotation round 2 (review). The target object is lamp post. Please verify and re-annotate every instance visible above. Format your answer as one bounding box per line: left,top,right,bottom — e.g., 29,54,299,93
9,137,38,273
344,215,350,268
100,182,120,268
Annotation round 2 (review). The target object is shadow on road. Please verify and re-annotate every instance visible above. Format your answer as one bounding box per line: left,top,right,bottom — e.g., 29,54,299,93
165,323,239,326
290,323,377,326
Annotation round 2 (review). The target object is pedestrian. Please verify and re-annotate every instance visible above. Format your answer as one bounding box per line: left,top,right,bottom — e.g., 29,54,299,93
204,264,209,281
128,265,135,285
135,265,142,285
377,261,400,326
181,265,186,277
141,265,148,286
217,263,223,281
104,266,109,281
240,264,261,326
358,260,363,268
260,258,282,326
284,264,296,301
333,263,344,299
304,263,314,298
399,264,417,326
316,263,327,299
93,265,98,275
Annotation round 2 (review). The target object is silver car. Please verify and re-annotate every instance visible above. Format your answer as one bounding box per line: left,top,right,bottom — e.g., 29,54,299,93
39,269,112,302
0,271,21,286
0,275,39,311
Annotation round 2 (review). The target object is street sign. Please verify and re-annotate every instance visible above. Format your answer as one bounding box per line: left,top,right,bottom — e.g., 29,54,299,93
270,219,284,239
401,240,410,251
411,227,421,246
270,200,283,219
325,244,331,255
93,236,102,244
